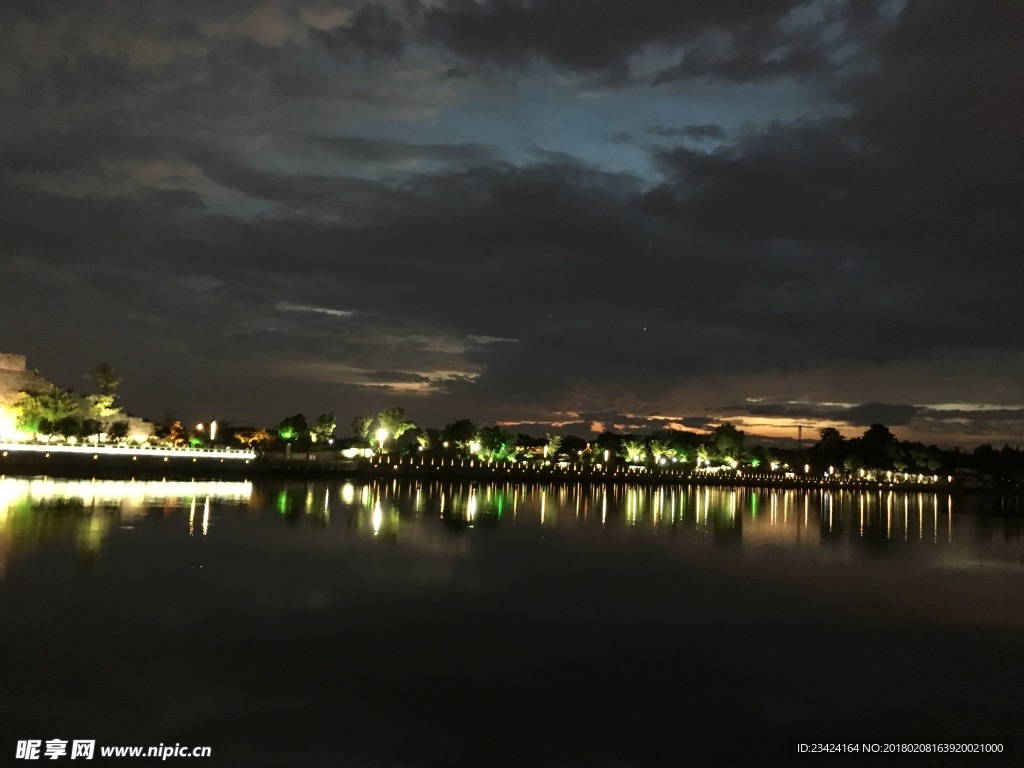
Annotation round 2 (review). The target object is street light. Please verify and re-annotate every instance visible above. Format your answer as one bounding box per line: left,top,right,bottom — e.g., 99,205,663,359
376,427,388,454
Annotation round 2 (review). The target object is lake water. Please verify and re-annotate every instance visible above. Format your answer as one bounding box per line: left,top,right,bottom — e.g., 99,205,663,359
2,477,1022,766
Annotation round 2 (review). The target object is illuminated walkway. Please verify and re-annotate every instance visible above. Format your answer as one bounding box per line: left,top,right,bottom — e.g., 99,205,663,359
0,442,255,460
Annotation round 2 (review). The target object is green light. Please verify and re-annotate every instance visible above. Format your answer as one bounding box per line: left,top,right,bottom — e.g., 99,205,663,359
276,490,289,515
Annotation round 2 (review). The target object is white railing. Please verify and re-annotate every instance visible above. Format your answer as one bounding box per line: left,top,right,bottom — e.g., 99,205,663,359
0,442,256,460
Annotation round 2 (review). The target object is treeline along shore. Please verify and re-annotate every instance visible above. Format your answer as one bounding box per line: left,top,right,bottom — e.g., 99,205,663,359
5,360,1024,493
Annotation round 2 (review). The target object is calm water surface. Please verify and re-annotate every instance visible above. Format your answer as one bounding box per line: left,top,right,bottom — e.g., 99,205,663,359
2,477,1022,766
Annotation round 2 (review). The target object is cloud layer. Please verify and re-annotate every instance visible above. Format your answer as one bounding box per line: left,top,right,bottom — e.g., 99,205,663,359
1,1,1022,445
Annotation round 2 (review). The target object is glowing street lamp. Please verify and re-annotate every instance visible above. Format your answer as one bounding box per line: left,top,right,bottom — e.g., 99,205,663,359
376,427,388,454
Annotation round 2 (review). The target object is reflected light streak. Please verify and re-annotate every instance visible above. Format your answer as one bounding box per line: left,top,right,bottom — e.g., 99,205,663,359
904,495,909,542
948,495,953,542
0,477,251,508
372,495,383,535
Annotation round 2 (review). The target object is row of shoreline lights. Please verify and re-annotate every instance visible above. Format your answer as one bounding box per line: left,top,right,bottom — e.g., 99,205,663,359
360,432,941,482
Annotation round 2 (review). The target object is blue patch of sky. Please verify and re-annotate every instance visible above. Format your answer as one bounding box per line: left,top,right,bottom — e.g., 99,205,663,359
217,72,846,210
342,77,841,182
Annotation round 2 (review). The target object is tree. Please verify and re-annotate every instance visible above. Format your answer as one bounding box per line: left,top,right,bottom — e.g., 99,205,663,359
167,421,188,446
107,420,131,442
418,429,440,451
52,416,82,439
84,362,122,420
351,416,373,444
86,393,119,420
375,407,415,441
442,419,477,450
154,418,189,446
234,428,275,450
817,426,844,444
561,435,587,455
711,423,745,461
478,425,518,462
395,426,423,455
620,438,647,465
594,431,622,460
312,413,336,444
545,433,563,458
15,386,79,434
853,424,898,469
85,362,121,395
278,414,309,444
812,426,847,471
649,438,675,463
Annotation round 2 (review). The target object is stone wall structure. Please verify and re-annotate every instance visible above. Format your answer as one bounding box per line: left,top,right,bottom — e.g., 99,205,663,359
0,354,56,408
0,353,153,440
0,353,28,371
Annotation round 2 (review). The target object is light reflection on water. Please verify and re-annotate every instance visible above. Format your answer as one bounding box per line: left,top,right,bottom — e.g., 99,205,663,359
0,477,254,576
0,476,1021,576
2,476,1023,764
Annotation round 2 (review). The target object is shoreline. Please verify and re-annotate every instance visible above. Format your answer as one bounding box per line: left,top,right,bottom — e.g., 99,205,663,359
1,447,1017,495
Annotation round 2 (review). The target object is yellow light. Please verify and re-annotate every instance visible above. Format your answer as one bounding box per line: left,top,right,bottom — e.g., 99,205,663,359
0,406,20,441
372,495,383,534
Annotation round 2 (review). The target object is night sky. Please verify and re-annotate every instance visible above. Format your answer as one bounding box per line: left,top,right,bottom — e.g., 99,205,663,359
1,1,1021,446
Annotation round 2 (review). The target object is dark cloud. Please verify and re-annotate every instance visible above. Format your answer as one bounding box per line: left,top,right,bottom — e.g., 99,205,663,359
312,3,406,59
424,0,809,77
844,402,921,427
308,134,496,167
0,1,1022,447
648,124,726,141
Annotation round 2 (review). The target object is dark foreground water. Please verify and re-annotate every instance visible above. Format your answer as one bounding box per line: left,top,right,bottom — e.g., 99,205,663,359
1,477,1022,766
